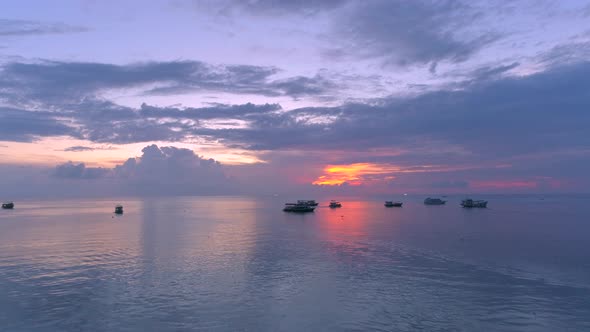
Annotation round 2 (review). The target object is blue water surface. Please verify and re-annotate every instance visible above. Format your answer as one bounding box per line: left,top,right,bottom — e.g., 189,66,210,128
0,195,589,331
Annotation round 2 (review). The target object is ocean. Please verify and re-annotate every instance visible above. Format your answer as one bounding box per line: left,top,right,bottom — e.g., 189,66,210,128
0,195,589,331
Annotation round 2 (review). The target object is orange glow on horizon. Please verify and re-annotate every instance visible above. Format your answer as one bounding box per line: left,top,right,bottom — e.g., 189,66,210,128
312,163,399,186
0,137,263,167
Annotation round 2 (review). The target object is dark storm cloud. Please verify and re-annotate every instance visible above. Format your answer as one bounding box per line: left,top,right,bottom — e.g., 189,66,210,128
0,60,338,101
0,107,78,142
139,102,281,120
189,61,590,160
325,0,499,67
64,99,282,144
1,58,589,171
0,19,88,37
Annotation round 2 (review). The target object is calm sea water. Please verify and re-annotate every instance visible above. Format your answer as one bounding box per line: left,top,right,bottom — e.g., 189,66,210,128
0,195,589,331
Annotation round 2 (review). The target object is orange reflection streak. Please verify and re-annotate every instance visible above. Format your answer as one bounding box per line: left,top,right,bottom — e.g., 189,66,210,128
321,200,371,240
318,201,402,263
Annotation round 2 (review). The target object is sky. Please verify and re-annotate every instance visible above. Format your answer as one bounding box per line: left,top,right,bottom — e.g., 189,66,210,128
1,0,590,198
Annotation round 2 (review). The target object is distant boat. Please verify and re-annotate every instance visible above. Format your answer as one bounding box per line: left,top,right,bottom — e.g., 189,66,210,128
284,203,315,213
297,200,318,206
424,197,446,205
114,205,124,214
329,200,342,208
461,199,488,208
385,201,402,207
2,201,14,209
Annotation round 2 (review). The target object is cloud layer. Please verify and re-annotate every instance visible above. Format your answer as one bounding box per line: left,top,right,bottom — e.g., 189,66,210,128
0,60,338,103
0,19,87,37
51,145,234,196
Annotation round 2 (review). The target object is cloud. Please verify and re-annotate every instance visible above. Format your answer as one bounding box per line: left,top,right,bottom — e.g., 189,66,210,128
49,145,234,196
199,61,590,160
61,145,116,152
54,162,110,179
0,107,79,142
0,60,339,103
202,0,498,68
447,62,520,82
195,0,348,16
73,100,283,144
3,60,589,164
2,58,590,194
118,144,235,195
63,146,95,152
0,19,87,37
321,0,499,67
539,41,590,67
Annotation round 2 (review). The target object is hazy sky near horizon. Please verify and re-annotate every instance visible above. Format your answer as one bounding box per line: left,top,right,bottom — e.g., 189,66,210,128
1,0,590,197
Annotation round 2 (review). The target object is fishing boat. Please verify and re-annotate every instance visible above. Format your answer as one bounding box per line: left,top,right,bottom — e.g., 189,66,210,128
297,200,319,206
385,201,402,207
2,201,14,209
461,199,488,208
329,200,342,208
114,205,124,214
424,197,446,205
283,203,315,213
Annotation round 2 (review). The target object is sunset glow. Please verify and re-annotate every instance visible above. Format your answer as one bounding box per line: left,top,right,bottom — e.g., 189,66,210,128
313,163,398,186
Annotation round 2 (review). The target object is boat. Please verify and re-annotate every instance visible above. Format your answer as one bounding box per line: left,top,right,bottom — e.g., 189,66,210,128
283,203,315,213
385,201,402,207
2,201,14,209
114,205,124,214
424,197,446,205
329,200,342,208
461,199,488,208
297,200,319,206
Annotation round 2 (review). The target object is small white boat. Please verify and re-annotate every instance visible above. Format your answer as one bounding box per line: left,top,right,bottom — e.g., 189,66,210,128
2,201,14,209
461,199,488,208
284,203,315,213
385,201,402,207
329,200,342,208
424,197,446,205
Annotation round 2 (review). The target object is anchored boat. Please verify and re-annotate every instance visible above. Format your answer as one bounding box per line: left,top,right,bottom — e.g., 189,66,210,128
424,197,446,205
284,202,315,213
297,200,319,206
114,205,124,214
2,201,14,209
461,199,488,208
385,201,402,207
329,200,342,208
